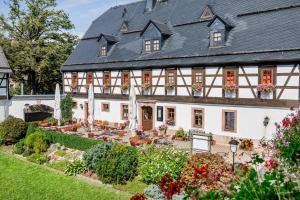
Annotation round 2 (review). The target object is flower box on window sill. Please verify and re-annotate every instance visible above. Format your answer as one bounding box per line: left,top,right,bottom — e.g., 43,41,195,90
256,83,275,93
223,83,238,92
71,84,78,89
166,118,175,126
165,82,176,90
141,83,151,90
103,84,110,90
120,84,129,91
192,83,203,93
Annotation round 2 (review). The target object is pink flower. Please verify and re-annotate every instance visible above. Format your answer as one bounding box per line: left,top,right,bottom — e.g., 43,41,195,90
265,159,278,171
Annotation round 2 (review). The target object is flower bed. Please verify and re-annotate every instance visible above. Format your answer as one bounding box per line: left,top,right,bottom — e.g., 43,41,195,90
223,83,238,92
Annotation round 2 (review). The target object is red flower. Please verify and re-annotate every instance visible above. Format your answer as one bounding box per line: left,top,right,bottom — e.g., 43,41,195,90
265,159,278,171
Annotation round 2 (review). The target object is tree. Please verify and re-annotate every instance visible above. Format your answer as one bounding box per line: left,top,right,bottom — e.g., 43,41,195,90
0,0,78,94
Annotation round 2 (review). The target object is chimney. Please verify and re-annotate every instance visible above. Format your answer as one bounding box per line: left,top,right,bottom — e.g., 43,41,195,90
145,0,157,12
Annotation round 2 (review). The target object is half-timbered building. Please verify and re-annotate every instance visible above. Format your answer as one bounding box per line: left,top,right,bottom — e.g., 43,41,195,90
61,0,300,144
0,45,12,121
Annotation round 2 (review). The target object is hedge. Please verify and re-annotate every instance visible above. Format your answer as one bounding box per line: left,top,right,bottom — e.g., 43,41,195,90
44,130,102,151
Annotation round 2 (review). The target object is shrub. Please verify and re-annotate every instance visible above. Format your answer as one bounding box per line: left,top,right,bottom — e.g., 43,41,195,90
45,130,102,151
14,139,25,154
181,152,226,182
83,142,113,171
25,130,49,154
175,128,185,138
230,168,299,200
26,122,39,136
96,143,139,184
273,110,300,170
27,153,48,164
0,116,26,144
239,139,254,151
144,184,164,200
61,95,73,121
65,160,86,176
139,145,188,184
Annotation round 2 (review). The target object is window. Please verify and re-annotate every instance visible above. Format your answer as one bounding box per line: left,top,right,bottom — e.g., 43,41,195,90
225,70,235,85
121,104,129,120
143,72,151,84
167,71,175,84
71,72,78,89
145,39,161,52
193,69,204,84
261,69,273,84
222,110,237,132
212,32,222,46
192,108,204,128
153,40,160,51
122,72,130,85
100,46,107,56
157,106,163,122
101,103,110,112
86,72,93,86
103,72,110,86
145,40,151,52
72,101,78,109
165,107,176,126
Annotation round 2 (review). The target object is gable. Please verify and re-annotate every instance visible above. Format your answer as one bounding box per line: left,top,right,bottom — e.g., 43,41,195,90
209,18,226,30
142,23,162,39
200,5,214,21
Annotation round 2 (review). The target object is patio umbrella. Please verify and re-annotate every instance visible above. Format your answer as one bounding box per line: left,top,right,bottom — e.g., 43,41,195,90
88,84,95,131
129,84,137,136
54,83,61,126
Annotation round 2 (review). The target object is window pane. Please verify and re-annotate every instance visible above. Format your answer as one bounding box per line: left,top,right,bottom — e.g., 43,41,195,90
168,72,175,83
145,40,151,52
262,70,272,84
153,40,160,51
225,111,235,131
195,72,203,83
144,73,150,84
226,71,235,84
213,32,222,46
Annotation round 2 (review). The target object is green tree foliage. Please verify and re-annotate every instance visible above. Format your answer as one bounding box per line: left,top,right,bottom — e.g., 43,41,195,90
0,0,78,94
61,95,73,121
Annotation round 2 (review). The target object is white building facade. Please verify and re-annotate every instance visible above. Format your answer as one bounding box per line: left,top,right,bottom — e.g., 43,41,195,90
61,0,300,144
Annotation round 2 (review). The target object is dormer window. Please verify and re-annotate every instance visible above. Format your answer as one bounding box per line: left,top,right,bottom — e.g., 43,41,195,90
100,46,107,56
145,40,151,52
212,32,222,47
144,39,160,52
153,40,160,51
208,16,234,48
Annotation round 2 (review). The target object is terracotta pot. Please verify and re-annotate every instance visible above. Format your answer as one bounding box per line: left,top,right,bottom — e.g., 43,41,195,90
88,132,94,138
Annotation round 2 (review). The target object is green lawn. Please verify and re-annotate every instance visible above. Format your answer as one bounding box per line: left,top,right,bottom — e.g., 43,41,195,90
0,151,130,200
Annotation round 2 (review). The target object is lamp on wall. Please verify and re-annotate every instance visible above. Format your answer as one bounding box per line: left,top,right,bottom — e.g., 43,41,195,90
80,104,83,110
229,138,239,173
263,116,270,127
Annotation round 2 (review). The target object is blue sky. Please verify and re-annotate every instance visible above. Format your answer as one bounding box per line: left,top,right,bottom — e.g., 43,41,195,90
0,0,138,38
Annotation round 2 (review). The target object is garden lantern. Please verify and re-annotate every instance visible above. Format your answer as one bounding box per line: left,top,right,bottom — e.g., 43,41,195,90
229,138,239,172
263,116,270,127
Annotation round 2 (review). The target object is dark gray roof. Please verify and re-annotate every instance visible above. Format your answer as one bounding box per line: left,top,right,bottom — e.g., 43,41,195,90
62,0,300,71
0,45,12,73
99,33,119,43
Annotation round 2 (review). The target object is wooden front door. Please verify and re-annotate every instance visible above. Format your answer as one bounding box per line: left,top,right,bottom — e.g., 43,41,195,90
142,106,153,131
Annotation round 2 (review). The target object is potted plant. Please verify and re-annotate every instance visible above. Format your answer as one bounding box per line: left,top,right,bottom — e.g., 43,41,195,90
165,82,175,90
239,138,254,151
87,132,94,138
175,128,185,141
103,83,110,89
142,83,151,90
257,83,275,93
158,124,168,135
223,83,238,92
120,84,129,91
191,83,203,93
